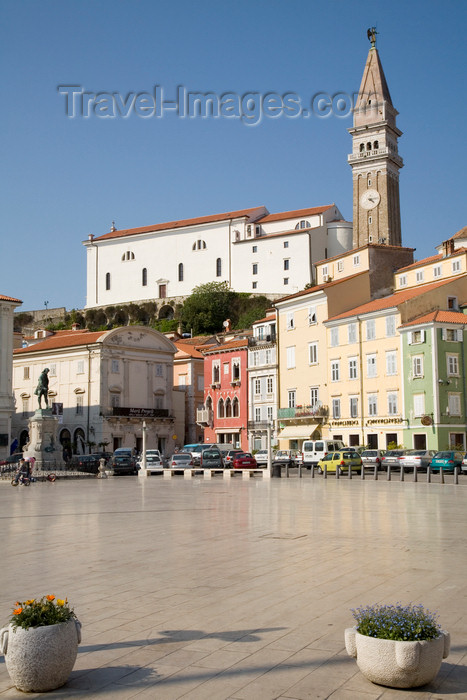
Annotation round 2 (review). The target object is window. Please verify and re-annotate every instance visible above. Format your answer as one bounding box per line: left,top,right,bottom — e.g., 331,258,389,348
251,351,259,367
283,241,289,248
416,270,424,283
348,357,358,380
156,363,163,377
286,346,295,369
412,355,423,378
255,408,261,422
386,351,397,376
232,397,239,417
399,275,407,288
387,392,398,415
267,376,273,394
256,326,264,340
368,394,378,416
413,393,425,417
283,259,289,271
252,245,257,253
433,265,441,278
332,398,341,419
225,398,232,417
286,312,294,330
121,251,135,261
288,390,296,408
447,354,459,376
284,278,289,285
105,272,111,290
348,323,357,344
322,265,329,280
178,374,187,389
310,387,319,407
193,239,206,250
452,260,461,273
350,397,358,418
77,360,85,374
23,367,30,380
448,296,458,310
448,393,461,416
331,360,340,381
368,216,372,225
410,330,425,344
216,258,222,277
366,354,377,378
142,268,147,286
252,282,257,289
267,406,273,421
76,395,83,415
212,363,220,383
22,398,29,417
154,396,164,409
353,254,360,267
330,327,339,347
111,393,120,408
217,398,224,418
337,260,344,272
366,319,376,340
444,328,462,342
308,342,318,365
111,360,119,373
295,219,311,229
232,360,240,380
252,263,258,275
247,225,252,237
308,306,317,324
386,315,396,337
265,349,272,364
178,263,184,281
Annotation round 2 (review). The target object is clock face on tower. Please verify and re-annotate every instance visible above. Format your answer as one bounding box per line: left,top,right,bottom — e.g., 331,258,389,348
360,188,381,210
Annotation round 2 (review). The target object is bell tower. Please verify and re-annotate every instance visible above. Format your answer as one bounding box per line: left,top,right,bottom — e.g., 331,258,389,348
348,28,403,248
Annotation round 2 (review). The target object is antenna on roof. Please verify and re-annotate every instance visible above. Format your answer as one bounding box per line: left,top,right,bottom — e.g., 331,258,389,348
110,221,116,232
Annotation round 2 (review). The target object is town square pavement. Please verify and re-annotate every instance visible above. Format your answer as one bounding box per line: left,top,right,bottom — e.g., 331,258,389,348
0,473,466,699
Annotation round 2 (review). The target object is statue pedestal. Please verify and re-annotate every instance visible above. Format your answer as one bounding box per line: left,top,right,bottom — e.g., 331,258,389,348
23,409,64,469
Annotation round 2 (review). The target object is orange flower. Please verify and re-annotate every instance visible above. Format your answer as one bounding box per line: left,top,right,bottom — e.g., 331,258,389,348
13,607,23,615
46,595,55,601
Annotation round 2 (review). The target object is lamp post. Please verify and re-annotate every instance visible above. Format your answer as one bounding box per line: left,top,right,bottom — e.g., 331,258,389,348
139,420,147,478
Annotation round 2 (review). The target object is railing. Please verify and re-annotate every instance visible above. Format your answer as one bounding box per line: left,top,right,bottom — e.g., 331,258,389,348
247,421,272,430
196,408,213,426
277,405,329,420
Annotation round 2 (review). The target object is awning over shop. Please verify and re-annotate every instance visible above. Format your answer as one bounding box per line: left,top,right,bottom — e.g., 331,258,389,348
277,424,319,440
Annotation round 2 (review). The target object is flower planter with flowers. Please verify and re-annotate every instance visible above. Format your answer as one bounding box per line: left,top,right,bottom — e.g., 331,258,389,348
0,595,81,692
345,603,450,689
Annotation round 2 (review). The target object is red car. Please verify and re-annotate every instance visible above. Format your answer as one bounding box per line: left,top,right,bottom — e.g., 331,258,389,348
232,452,258,469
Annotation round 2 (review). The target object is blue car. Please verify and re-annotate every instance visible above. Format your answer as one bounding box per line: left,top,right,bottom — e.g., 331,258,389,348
430,451,464,473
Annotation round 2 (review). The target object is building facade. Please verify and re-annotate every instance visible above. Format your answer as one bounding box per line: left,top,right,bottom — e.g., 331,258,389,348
0,293,22,460
247,314,278,450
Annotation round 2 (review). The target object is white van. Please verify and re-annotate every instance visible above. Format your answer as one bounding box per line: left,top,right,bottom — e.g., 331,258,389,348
302,439,345,468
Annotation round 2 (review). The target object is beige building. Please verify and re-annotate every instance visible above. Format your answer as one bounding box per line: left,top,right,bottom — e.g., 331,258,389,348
173,340,206,446
12,326,180,457
0,293,22,460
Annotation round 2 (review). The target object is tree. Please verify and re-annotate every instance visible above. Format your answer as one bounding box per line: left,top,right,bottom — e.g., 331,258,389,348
180,282,236,335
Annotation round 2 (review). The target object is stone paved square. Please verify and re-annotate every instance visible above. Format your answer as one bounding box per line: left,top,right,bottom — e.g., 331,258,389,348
0,475,466,698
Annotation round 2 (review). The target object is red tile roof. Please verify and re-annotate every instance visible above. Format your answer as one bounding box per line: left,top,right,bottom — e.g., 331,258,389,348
397,247,467,273
451,226,467,240
314,243,415,267
174,342,204,359
201,338,248,354
14,330,106,354
91,207,267,242
400,310,467,327
274,271,368,305
327,277,460,322
252,314,276,325
1,294,22,303
257,205,333,223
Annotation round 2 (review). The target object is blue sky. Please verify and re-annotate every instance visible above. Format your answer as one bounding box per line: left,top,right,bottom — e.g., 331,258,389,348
2,0,466,312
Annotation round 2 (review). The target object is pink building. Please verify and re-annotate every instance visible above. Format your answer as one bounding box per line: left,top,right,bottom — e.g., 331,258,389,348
198,339,249,450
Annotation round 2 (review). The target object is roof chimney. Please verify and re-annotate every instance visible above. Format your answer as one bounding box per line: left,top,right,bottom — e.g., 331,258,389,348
71,323,80,331
110,221,116,232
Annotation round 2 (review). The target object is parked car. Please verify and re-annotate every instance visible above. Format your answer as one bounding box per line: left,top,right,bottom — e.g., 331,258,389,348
108,452,138,475
168,453,193,469
462,453,467,474
380,450,408,470
430,451,464,473
254,449,275,465
397,450,436,472
70,454,102,474
302,439,345,468
233,452,258,469
137,450,164,473
200,448,224,468
360,449,386,470
223,449,244,466
273,450,296,466
317,450,362,475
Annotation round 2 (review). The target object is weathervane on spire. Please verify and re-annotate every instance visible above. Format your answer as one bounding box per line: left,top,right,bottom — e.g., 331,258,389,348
367,26,378,48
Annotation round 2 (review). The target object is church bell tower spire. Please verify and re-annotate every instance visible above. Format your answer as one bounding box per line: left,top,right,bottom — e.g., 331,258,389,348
348,29,403,248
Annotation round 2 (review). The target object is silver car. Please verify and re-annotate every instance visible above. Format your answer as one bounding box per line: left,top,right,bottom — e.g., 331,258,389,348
380,450,409,470
168,453,193,469
398,450,436,472
360,449,386,470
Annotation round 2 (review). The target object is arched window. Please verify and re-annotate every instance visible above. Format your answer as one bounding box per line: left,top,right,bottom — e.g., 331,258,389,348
216,258,222,277
359,143,365,152
232,397,239,417
206,396,212,412
105,272,111,290
121,251,135,261
373,140,379,149
193,240,207,251
225,398,232,417
178,263,184,281
218,398,224,418
366,142,372,151
295,220,311,230
142,268,147,286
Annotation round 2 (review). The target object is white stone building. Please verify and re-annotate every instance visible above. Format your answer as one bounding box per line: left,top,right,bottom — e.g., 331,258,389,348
247,313,278,450
12,326,181,457
0,293,22,460
84,204,352,309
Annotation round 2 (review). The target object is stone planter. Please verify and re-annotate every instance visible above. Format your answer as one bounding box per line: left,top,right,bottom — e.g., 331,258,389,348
345,627,450,688
0,618,81,692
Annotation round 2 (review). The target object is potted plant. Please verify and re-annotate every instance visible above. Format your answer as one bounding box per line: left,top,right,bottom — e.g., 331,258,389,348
0,595,81,692
345,603,450,688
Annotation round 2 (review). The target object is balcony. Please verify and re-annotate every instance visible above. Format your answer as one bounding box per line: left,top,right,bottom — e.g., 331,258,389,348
196,408,213,427
277,405,329,420
348,148,403,167
247,421,272,431
248,333,276,346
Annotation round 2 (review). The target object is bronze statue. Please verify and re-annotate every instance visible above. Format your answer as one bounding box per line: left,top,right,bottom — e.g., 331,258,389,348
367,27,378,48
34,368,50,408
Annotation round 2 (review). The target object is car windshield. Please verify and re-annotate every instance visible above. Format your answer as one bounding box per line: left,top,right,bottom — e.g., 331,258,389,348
362,451,376,457
435,452,451,459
